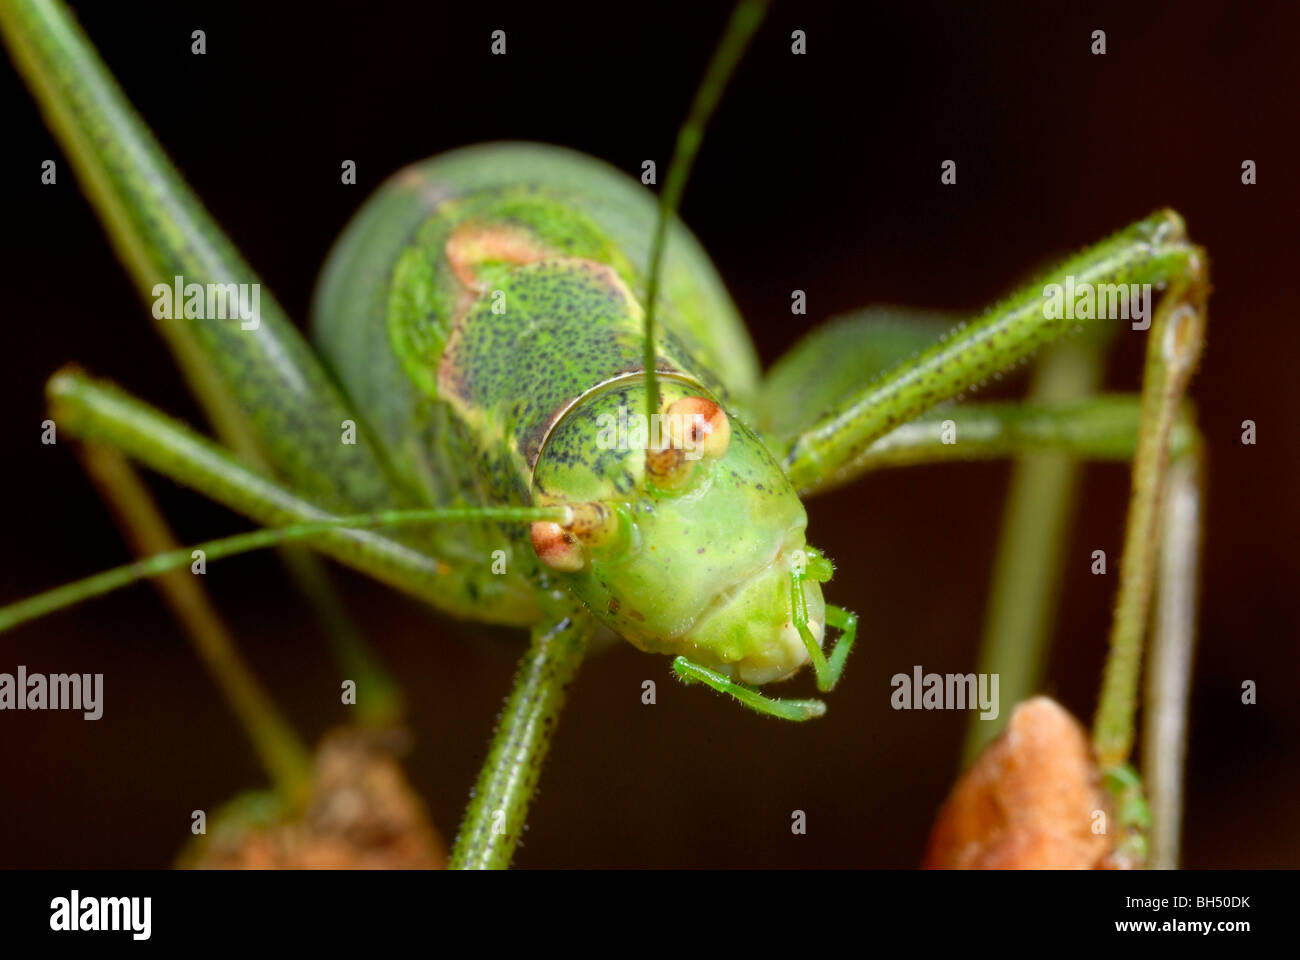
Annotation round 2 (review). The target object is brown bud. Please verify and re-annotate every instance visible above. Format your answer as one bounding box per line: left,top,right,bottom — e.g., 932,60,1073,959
179,727,445,869
922,696,1115,869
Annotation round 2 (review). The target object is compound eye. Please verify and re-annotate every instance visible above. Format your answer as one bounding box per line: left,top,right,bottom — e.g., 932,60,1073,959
530,521,585,572
644,395,731,492
664,396,730,461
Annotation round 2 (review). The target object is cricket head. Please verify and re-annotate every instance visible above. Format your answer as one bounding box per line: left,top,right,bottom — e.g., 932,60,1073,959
529,379,829,685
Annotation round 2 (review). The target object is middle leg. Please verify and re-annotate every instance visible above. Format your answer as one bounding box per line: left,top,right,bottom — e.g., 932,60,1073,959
774,209,1203,495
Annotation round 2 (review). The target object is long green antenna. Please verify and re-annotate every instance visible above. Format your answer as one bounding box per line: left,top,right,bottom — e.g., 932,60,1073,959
0,506,568,634
642,0,770,423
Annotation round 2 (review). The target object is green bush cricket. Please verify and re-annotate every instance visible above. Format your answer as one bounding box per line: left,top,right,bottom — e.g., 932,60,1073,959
0,0,1206,869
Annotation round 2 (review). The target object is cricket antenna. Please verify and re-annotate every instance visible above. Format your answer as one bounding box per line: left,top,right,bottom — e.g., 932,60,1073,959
0,505,572,635
642,0,770,426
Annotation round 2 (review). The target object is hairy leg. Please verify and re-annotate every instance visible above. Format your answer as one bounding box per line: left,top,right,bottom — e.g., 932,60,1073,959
450,605,594,869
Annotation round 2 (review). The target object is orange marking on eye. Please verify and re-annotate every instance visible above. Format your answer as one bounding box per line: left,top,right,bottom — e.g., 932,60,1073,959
665,395,730,459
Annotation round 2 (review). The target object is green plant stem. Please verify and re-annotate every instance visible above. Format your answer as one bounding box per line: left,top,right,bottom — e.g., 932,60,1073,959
963,340,1101,763
78,442,314,806
1143,452,1204,868
277,549,405,728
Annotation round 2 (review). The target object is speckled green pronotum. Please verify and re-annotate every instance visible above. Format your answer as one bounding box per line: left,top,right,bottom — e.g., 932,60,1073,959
0,0,1207,869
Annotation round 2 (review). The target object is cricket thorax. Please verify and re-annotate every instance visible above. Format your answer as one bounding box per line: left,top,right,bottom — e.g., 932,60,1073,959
437,256,686,499
385,187,724,500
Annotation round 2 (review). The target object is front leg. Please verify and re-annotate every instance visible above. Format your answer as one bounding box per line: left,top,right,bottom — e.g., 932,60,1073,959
671,658,827,721
672,548,856,718
451,605,594,869
790,553,857,692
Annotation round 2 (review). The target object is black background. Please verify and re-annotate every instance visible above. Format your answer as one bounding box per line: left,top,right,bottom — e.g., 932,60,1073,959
0,0,1296,868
